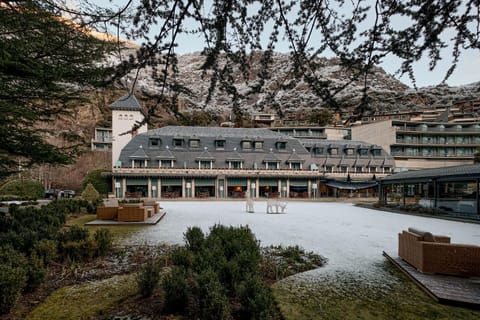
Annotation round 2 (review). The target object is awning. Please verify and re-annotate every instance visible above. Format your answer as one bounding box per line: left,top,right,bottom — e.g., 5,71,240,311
195,178,216,186
259,178,279,187
289,179,308,187
325,180,378,190
161,178,182,186
126,178,148,186
227,178,247,187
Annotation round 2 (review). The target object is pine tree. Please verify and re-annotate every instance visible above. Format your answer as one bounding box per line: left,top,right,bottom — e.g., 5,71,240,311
0,1,115,178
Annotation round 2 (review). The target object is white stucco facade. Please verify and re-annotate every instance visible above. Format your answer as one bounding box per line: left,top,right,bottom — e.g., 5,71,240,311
110,94,148,167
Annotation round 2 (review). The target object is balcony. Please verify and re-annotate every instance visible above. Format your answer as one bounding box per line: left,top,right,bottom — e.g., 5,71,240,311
394,126,480,133
394,138,480,146
391,151,474,159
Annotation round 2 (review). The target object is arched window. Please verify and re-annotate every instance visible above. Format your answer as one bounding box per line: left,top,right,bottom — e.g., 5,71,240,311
119,114,123,120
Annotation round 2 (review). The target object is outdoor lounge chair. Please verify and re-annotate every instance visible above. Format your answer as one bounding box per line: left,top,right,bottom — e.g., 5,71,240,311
143,200,160,215
398,228,480,277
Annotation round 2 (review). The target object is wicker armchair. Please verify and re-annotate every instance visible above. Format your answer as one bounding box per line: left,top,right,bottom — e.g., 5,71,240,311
398,228,480,277
143,200,160,215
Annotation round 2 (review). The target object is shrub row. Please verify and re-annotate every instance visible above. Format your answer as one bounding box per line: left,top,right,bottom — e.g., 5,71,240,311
0,199,113,314
0,179,44,200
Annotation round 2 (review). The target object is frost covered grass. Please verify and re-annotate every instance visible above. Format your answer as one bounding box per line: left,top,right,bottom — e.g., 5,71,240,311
273,261,480,320
26,274,138,320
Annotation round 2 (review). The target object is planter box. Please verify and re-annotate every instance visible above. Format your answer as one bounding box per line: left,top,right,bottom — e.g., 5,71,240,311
96,206,118,220
118,206,148,222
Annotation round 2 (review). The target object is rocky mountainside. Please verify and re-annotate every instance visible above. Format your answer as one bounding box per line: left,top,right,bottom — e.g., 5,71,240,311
115,51,480,118
36,52,480,191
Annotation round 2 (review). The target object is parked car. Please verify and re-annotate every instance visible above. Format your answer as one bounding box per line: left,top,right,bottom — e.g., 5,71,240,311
59,190,76,198
44,189,59,199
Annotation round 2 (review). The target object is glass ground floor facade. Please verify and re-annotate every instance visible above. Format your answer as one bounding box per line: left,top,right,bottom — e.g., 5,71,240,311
111,174,378,199
378,165,480,220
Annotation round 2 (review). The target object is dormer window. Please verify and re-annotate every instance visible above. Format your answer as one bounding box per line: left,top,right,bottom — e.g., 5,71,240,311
228,161,243,169
265,161,279,170
276,141,287,150
290,162,301,170
198,160,213,169
345,148,354,156
330,148,338,155
242,140,252,149
215,139,226,149
254,141,264,150
359,148,368,156
189,139,200,148
149,138,161,148
372,148,381,156
132,159,146,168
173,138,184,148
313,147,324,156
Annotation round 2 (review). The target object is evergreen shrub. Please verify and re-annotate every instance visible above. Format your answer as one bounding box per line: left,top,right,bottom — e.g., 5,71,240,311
82,169,111,196
0,247,27,314
137,258,162,298
81,183,100,203
0,179,44,200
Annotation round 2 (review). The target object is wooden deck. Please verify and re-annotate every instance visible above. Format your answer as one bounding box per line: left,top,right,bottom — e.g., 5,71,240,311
86,211,167,226
383,251,480,309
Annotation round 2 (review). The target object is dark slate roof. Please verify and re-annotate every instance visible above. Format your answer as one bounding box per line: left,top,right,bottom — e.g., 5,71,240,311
117,126,394,171
195,148,215,160
156,147,176,160
354,158,370,166
147,126,291,139
286,150,305,163
381,164,480,183
369,158,384,166
325,158,341,166
263,150,280,163
129,146,149,159
226,149,244,161
339,158,356,166
110,93,143,111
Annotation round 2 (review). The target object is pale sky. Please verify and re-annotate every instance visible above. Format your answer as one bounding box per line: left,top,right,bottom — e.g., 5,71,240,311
88,0,480,88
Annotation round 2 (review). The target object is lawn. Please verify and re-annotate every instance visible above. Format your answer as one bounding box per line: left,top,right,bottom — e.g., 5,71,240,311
273,260,480,320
